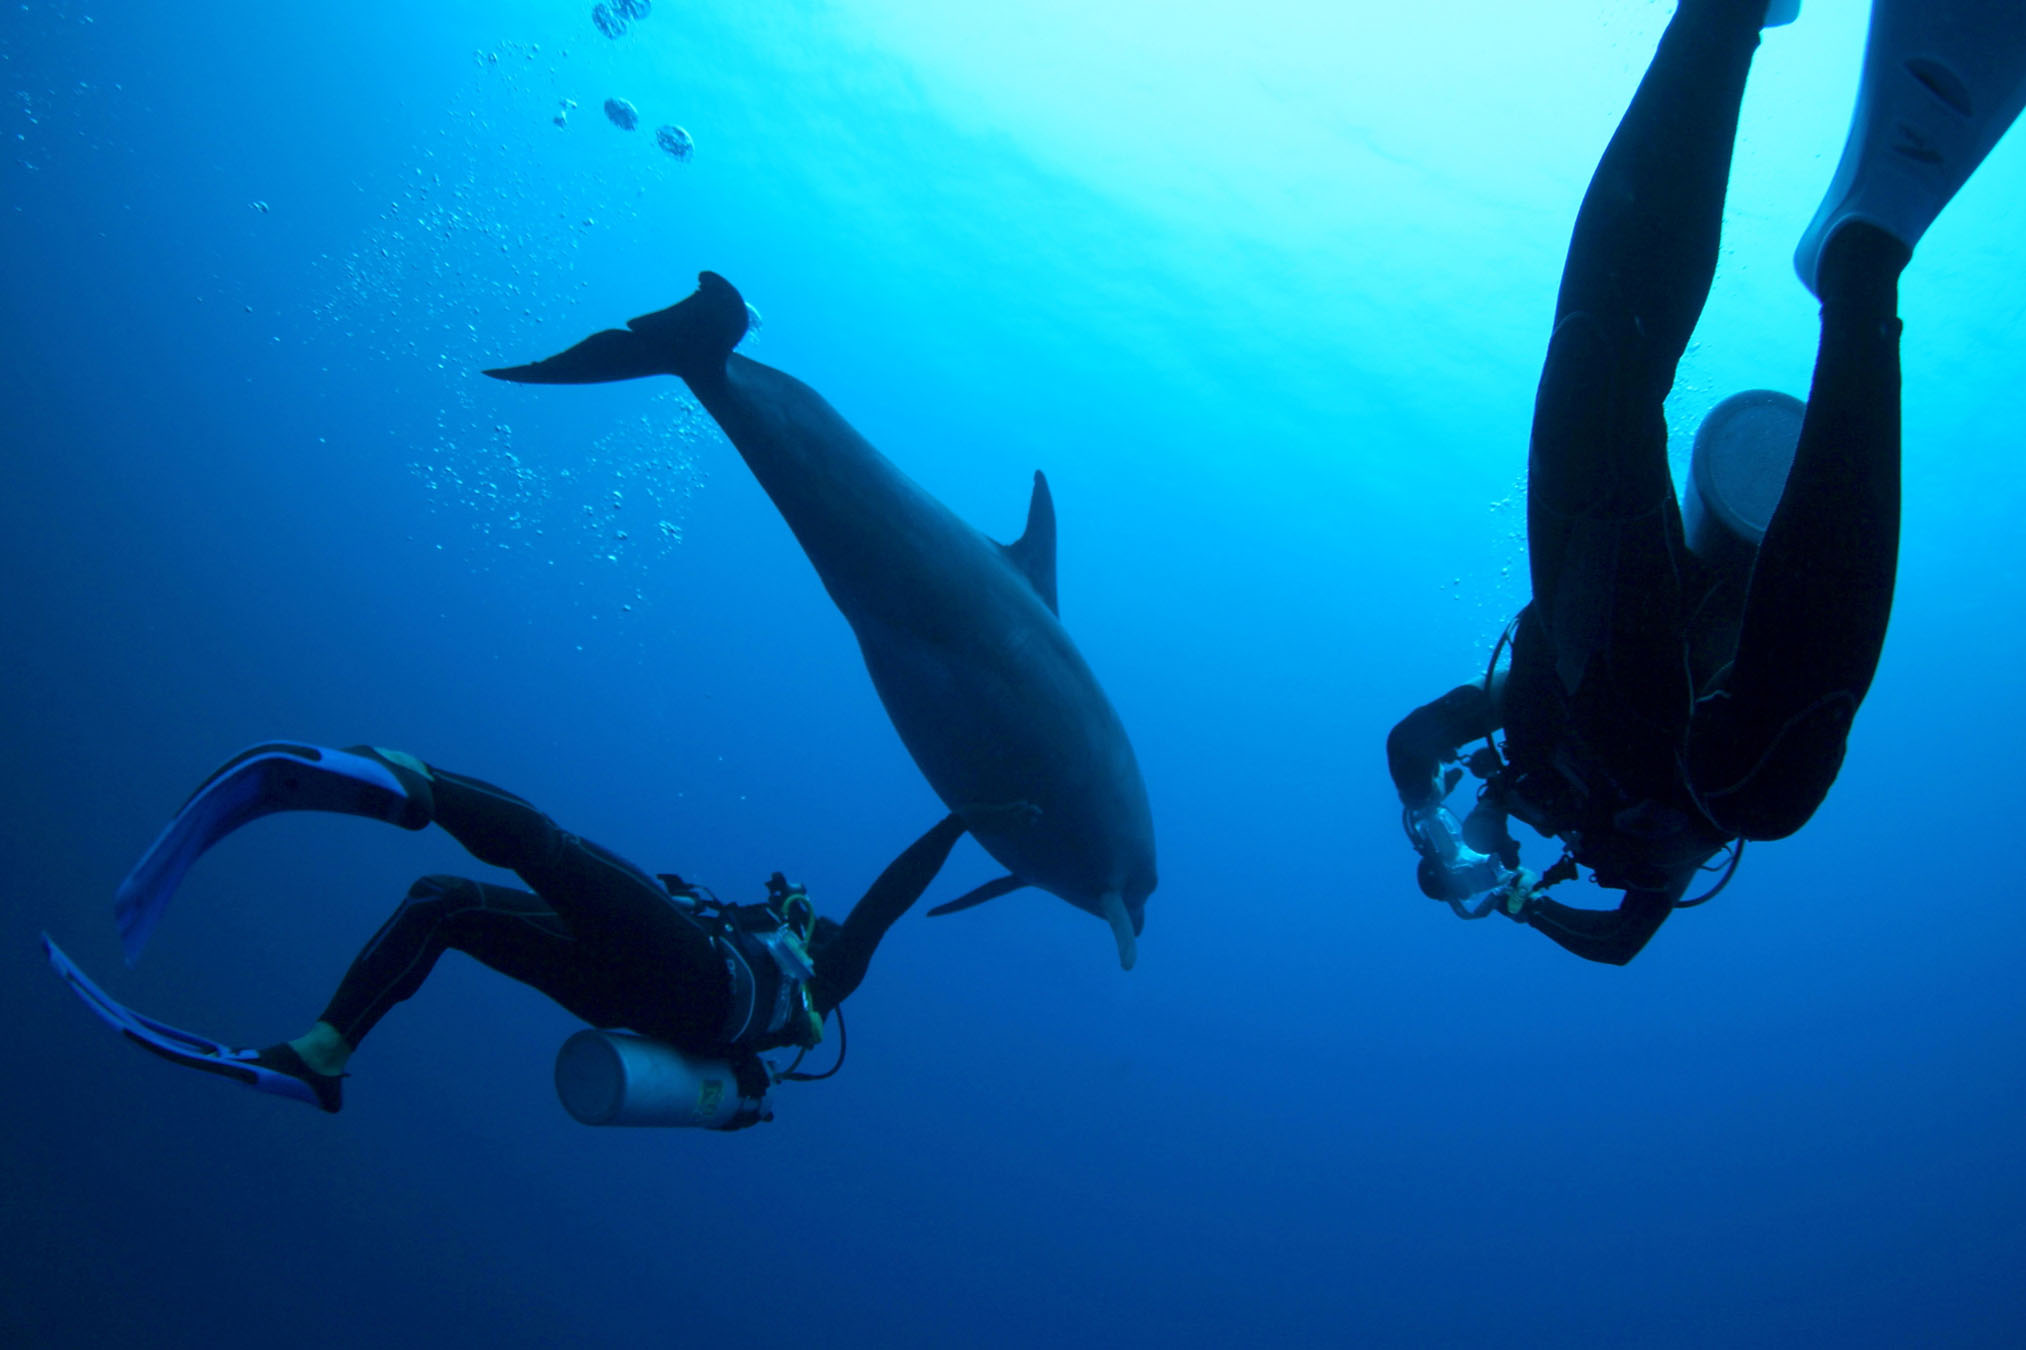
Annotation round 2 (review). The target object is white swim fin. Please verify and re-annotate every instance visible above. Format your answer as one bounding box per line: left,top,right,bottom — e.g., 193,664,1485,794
1795,0,2026,294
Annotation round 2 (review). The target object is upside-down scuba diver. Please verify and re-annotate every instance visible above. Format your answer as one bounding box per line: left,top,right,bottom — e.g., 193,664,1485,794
1388,0,2026,963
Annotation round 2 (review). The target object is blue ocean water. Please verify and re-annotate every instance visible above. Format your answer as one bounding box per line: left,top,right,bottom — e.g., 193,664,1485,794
4,1,2024,1345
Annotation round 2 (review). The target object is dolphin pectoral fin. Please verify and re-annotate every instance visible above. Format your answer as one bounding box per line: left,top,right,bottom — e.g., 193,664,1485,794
1101,892,1138,971
925,874,1027,917
483,328,665,384
484,272,751,386
1000,471,1059,616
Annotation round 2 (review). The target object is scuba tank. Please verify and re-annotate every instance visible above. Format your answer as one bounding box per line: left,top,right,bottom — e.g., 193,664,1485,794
554,1030,769,1129
550,872,825,1131
1682,390,1804,577
1681,389,1805,678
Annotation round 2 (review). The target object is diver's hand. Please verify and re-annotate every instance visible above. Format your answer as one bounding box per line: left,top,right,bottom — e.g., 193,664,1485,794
1496,870,1541,923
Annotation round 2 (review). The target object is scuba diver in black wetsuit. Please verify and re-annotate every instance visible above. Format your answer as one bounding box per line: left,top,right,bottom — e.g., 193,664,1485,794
1388,0,2026,964
48,743,983,1127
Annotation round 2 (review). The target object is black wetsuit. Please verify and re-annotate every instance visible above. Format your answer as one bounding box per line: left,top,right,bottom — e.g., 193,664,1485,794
317,764,962,1062
1388,0,1906,965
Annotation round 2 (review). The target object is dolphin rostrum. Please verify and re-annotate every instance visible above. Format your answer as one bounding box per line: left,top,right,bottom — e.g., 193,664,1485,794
485,272,1157,968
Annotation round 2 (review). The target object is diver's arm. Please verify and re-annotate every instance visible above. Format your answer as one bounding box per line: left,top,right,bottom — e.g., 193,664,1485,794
1388,679,1502,808
809,814,966,1014
1518,883,1679,966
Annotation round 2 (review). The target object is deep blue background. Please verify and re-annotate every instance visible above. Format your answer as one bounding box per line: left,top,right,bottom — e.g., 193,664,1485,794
5,3,2025,1346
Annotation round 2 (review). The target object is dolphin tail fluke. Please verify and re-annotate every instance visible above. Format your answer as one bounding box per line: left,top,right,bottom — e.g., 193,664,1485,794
483,272,750,385
483,329,668,384
925,874,1027,917
625,271,749,380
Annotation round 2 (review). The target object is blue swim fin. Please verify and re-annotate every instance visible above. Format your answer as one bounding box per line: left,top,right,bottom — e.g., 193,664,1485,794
114,742,429,966
43,934,340,1112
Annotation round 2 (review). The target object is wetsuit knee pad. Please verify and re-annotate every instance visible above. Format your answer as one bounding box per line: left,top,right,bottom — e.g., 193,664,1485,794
1696,695,1855,841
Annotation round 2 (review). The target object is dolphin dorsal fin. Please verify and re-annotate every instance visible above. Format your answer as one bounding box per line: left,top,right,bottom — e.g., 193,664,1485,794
925,874,1027,918
1002,471,1058,616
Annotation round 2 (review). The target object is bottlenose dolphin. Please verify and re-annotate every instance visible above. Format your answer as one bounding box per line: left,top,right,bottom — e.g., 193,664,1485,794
484,273,1157,968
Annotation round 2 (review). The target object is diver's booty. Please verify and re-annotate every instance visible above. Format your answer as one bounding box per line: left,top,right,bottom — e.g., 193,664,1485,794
347,745,437,822
114,742,433,964
253,1044,346,1114
1795,0,2026,295
483,271,750,386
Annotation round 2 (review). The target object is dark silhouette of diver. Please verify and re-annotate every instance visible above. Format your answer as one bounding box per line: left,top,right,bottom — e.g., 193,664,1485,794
1388,0,2026,963
57,743,982,1124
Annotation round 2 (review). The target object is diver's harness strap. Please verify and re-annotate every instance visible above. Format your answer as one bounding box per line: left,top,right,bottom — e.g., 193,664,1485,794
658,872,826,1056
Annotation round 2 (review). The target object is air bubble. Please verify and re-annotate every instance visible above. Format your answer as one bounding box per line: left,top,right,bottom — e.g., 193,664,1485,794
655,125,694,162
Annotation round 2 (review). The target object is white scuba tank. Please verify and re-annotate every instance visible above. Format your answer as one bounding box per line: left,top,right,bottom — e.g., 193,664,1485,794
553,1030,769,1130
1682,389,1804,576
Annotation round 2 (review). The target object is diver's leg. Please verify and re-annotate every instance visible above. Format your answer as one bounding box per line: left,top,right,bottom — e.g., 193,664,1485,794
1795,0,2026,293
1690,223,1907,837
1526,0,1768,725
335,759,736,1045
258,877,584,1112
432,773,734,1042
1546,0,1769,384
308,877,584,1059
302,867,730,1065
384,758,691,950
